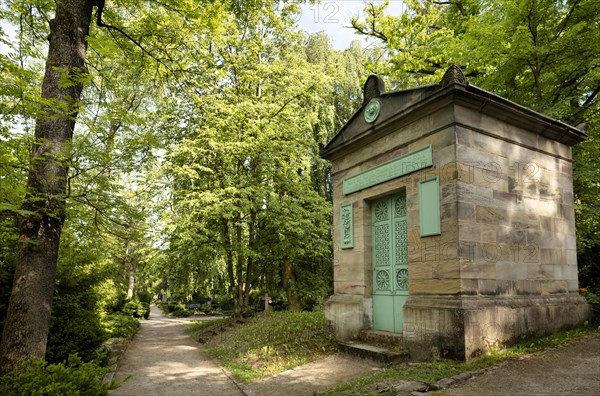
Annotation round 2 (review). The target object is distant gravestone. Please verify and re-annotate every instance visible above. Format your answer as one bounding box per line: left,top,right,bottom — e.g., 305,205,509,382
321,65,591,360
263,294,272,312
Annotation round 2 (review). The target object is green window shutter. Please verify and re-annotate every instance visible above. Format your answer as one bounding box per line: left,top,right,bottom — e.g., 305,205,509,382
340,203,354,249
419,177,441,236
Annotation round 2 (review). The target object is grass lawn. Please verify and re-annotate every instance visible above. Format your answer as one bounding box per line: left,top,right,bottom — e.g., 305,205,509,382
186,310,337,383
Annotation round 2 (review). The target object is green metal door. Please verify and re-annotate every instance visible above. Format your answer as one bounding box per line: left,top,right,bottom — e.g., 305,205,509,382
372,193,408,333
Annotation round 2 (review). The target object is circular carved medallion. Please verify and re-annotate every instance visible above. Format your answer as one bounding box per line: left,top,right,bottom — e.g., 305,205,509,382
394,195,407,217
376,270,390,290
396,268,408,290
374,200,388,222
364,99,381,123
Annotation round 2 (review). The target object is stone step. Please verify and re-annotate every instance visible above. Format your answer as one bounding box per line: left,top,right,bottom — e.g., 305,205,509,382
359,329,403,347
338,340,410,364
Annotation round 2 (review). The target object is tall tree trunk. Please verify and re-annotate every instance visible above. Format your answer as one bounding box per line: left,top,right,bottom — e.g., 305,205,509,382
125,241,137,299
223,220,236,304
235,220,244,310
243,210,256,306
0,0,94,373
282,259,303,311
126,261,136,300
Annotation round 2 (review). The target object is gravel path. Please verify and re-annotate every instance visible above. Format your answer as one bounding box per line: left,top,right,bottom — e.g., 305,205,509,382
434,332,600,396
109,306,242,396
243,354,384,396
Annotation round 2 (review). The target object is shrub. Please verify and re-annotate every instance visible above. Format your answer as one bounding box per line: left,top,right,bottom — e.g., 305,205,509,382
102,313,140,339
141,302,151,319
135,291,153,305
123,300,150,319
46,307,108,366
160,302,190,317
46,280,108,365
94,279,124,314
171,307,191,317
201,302,212,313
0,355,112,396
214,295,233,311
581,289,600,324
160,302,177,313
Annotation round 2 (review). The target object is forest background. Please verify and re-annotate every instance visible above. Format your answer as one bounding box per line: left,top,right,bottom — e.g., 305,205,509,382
0,0,598,375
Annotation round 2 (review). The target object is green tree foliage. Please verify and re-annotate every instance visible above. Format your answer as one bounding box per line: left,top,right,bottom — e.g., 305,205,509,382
1,0,368,373
352,0,599,117
0,1,44,335
2,0,371,322
163,1,336,310
573,112,600,289
0,131,28,334
352,0,600,287
0,0,180,369
304,35,374,201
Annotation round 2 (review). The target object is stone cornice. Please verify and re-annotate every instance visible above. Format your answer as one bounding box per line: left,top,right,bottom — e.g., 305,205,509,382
321,80,587,161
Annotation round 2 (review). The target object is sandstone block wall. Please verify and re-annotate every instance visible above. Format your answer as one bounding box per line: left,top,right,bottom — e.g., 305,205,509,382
453,105,578,296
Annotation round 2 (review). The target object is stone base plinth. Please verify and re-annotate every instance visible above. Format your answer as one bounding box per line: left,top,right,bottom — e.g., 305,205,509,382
402,294,591,360
324,294,372,341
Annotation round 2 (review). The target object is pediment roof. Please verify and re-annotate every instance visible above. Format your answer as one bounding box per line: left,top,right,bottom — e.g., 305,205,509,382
321,66,587,161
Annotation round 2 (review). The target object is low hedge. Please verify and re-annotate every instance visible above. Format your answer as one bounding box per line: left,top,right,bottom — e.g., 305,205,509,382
0,355,113,396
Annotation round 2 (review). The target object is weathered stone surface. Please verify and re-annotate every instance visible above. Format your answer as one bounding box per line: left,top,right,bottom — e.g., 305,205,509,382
476,279,498,294
460,262,496,280
329,118,454,174
430,377,455,390
363,75,385,104
441,64,467,86
338,341,409,363
496,261,528,280
410,262,433,280
393,380,428,392
496,226,526,245
358,329,403,346
475,205,505,224
451,371,475,382
517,280,542,294
324,294,368,341
457,182,493,206
432,260,460,279
409,279,461,294
457,201,474,220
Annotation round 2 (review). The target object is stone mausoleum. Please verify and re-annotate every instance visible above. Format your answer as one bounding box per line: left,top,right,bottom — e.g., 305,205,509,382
321,66,591,360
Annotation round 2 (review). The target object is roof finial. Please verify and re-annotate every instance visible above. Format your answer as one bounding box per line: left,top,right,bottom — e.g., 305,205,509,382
441,65,467,87
363,75,386,105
